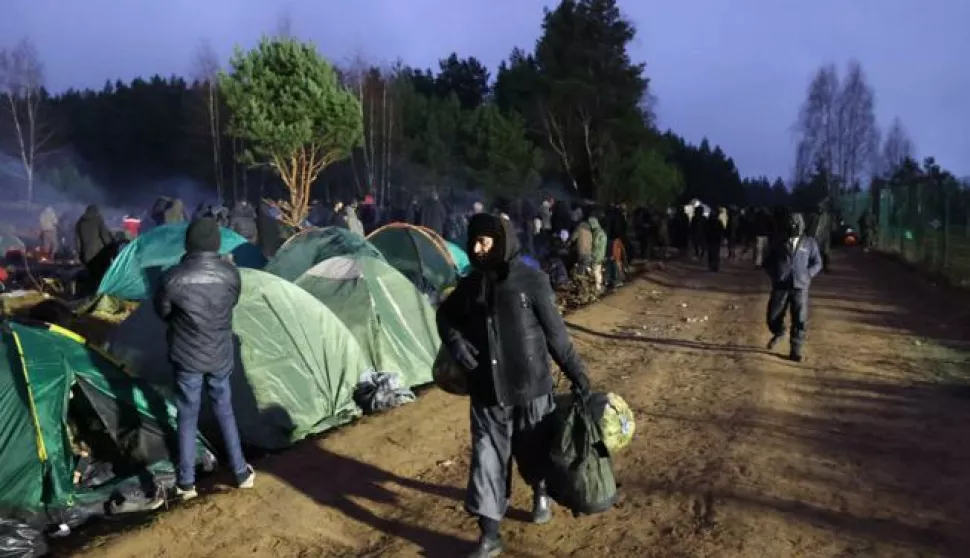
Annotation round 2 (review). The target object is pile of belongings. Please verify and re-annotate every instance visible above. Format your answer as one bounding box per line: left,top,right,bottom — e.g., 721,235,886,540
353,370,417,413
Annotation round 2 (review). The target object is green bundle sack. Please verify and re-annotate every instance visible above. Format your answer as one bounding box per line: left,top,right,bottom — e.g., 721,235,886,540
546,394,618,517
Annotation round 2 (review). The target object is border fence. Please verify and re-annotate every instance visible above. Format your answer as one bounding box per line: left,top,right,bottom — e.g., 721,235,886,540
840,182,970,287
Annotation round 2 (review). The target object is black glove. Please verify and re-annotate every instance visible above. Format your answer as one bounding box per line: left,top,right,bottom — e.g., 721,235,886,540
571,374,591,400
449,338,480,370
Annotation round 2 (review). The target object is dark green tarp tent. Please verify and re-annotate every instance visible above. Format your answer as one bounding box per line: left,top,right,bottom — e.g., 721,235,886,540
264,226,384,282
97,223,267,300
295,255,439,388
0,320,213,526
105,269,370,450
367,223,459,297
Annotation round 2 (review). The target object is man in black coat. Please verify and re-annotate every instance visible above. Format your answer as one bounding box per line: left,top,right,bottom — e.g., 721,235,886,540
229,201,258,243
153,217,254,500
437,213,592,558
762,212,823,362
74,205,117,292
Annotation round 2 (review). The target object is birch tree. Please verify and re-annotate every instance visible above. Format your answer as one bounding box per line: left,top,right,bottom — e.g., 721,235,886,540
0,38,52,202
193,40,225,202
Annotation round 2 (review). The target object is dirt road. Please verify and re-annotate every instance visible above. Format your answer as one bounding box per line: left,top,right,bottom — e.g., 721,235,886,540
64,250,970,558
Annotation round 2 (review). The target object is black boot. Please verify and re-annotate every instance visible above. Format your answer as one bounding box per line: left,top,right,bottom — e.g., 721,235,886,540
789,345,803,362
469,517,503,558
532,482,552,525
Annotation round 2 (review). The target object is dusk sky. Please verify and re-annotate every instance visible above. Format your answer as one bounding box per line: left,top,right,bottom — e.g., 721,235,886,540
5,0,969,179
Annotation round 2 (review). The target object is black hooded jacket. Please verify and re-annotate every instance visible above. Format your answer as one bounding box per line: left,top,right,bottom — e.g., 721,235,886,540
74,205,115,264
436,214,589,407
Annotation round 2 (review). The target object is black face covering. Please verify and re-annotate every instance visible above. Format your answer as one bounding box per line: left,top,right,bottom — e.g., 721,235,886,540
466,214,519,307
786,213,805,237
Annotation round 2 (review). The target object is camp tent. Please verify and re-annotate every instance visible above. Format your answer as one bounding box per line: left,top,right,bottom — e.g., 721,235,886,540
444,240,471,277
295,256,439,388
105,268,369,450
96,223,267,300
367,223,459,296
264,226,384,282
0,234,26,255
0,320,214,526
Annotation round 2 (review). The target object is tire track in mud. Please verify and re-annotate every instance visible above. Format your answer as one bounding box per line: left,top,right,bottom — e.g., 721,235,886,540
355,261,772,557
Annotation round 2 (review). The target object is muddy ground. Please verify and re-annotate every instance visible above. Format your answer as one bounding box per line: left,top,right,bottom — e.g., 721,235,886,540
60,249,970,558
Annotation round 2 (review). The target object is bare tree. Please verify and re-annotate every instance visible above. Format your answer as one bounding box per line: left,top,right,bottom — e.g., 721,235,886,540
342,54,401,205
834,61,879,193
793,60,879,205
880,116,915,176
192,39,225,202
0,38,52,202
793,64,839,184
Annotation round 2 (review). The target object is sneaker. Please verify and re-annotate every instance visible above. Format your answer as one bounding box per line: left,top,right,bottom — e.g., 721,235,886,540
237,465,255,489
468,535,504,558
175,485,198,501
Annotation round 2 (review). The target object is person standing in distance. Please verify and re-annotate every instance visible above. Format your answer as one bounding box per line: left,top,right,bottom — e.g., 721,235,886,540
762,212,823,362
437,213,592,558
154,217,254,499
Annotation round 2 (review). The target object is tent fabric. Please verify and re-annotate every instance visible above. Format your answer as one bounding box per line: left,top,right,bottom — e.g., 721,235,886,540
445,241,471,276
264,227,384,282
0,320,210,525
295,255,439,388
366,223,458,295
0,235,26,254
96,223,267,301
105,268,369,451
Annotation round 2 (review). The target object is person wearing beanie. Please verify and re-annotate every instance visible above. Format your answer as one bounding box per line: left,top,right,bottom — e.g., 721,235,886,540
154,217,254,499
436,213,592,557
762,211,823,362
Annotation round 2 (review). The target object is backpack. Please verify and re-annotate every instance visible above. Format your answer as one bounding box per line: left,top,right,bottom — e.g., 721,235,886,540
545,394,618,516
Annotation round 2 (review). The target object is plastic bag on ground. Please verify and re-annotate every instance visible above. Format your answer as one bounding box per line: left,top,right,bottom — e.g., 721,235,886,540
0,518,48,558
353,370,416,413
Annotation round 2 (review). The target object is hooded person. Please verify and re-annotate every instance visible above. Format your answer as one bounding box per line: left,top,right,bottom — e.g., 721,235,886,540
74,205,116,291
436,213,592,558
154,217,254,499
39,206,59,257
229,201,258,243
164,198,187,224
762,212,822,362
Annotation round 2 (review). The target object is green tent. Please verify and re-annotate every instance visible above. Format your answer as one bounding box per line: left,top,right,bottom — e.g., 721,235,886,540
445,240,471,276
105,268,369,450
97,223,267,301
294,255,439,388
264,226,384,282
0,319,213,525
367,223,459,296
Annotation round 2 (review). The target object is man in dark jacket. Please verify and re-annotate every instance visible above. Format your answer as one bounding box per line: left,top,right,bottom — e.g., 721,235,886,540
762,212,823,362
229,201,258,243
153,217,254,499
437,213,591,558
75,205,116,291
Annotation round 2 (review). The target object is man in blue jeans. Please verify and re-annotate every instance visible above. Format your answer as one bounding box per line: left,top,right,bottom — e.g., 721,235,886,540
154,217,254,499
